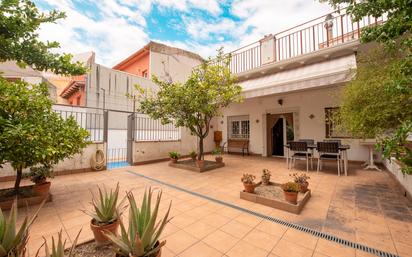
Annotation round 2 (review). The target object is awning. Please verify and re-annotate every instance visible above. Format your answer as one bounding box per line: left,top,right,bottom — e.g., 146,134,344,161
240,54,357,99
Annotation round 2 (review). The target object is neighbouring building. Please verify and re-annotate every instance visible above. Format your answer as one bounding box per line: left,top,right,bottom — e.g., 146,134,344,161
0,61,57,101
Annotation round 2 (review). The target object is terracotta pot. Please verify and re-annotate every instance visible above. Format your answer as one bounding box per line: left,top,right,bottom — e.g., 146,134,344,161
196,160,205,168
299,182,309,193
115,244,162,257
170,158,177,163
283,191,298,204
90,219,120,246
215,156,223,163
32,182,51,196
243,183,256,193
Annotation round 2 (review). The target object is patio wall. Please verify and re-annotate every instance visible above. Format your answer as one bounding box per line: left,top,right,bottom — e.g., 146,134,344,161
0,143,105,180
215,85,371,162
133,123,217,163
384,158,412,199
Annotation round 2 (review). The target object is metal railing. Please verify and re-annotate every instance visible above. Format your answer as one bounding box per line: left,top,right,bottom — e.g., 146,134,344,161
213,10,386,74
135,115,181,142
108,148,127,163
53,105,104,142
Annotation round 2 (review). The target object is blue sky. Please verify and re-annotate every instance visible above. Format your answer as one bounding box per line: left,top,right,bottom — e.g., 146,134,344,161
34,0,333,66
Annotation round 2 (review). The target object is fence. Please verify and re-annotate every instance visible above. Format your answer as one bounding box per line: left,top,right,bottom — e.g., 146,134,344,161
212,10,387,74
53,105,104,142
134,115,181,141
107,148,127,163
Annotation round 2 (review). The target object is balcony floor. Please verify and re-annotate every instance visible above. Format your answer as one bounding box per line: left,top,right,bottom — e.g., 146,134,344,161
3,155,411,257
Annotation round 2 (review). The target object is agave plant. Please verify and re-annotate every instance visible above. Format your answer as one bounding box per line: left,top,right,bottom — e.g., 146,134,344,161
38,229,81,257
105,188,172,257
0,200,43,257
84,183,126,225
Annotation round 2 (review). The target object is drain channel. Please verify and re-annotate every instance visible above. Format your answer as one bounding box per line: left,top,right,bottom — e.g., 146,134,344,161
126,170,400,257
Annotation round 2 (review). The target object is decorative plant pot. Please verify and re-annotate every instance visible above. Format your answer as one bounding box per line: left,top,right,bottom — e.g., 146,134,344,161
90,219,120,246
261,177,270,186
115,243,162,257
299,182,309,193
196,160,205,168
243,183,256,193
32,181,51,196
170,158,177,163
215,156,223,163
283,191,298,204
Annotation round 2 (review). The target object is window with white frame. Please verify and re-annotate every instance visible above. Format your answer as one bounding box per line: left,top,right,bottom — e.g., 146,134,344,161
228,115,250,139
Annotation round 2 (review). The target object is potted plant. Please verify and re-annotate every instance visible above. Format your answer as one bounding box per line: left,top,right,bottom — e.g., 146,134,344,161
261,169,271,185
25,165,54,196
281,182,300,204
105,188,172,257
84,183,126,246
212,147,223,163
0,199,43,257
168,151,180,163
241,173,256,193
290,173,310,193
41,229,81,257
189,151,197,161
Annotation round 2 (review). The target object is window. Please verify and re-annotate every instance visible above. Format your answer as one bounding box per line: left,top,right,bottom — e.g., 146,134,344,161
228,116,250,139
325,107,348,138
142,69,148,78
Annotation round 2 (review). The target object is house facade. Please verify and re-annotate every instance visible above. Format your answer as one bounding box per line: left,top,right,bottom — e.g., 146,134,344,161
212,11,385,162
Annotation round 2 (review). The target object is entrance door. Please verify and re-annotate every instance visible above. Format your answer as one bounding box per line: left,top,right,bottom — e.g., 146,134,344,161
272,118,284,156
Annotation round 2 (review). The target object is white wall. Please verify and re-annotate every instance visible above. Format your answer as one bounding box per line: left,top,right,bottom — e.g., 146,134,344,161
214,85,371,162
150,51,202,83
384,158,412,198
133,125,216,163
0,143,105,178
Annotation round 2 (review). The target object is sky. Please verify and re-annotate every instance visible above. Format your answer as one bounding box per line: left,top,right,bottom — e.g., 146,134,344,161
34,0,333,67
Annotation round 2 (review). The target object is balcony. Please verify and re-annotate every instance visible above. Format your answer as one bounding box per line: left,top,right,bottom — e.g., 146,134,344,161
216,10,386,77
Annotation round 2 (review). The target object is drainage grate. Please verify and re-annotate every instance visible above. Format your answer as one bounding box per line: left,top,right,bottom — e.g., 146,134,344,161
126,170,400,257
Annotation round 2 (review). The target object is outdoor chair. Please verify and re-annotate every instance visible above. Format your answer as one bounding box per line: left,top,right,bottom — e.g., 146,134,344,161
299,139,315,144
324,139,342,146
289,141,313,172
317,142,342,176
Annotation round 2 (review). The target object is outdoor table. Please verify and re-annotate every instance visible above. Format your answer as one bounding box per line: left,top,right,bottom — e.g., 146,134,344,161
285,143,350,176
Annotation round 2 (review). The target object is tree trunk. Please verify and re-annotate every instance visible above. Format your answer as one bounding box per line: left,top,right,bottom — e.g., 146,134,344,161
198,136,204,160
14,167,23,195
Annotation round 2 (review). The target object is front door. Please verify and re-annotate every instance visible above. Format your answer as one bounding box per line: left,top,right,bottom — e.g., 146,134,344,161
272,118,284,156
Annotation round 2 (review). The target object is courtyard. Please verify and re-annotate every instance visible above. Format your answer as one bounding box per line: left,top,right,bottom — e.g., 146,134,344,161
4,155,411,257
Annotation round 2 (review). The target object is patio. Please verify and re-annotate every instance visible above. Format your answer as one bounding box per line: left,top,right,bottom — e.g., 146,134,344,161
4,155,412,257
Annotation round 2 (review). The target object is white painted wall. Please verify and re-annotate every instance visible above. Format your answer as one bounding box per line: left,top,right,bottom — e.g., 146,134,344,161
214,85,371,162
384,158,412,198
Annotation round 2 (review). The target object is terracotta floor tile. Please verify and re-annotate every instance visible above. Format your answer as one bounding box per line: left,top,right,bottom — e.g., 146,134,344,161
178,241,222,257
164,229,198,254
242,229,280,251
220,220,253,239
183,220,217,239
199,213,231,228
315,239,355,257
226,240,269,257
282,229,319,249
202,229,239,253
234,213,262,227
255,220,288,237
271,239,314,257
170,213,198,229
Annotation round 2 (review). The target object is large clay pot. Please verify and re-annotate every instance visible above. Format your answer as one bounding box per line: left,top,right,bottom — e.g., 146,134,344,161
215,156,223,163
299,182,309,193
32,182,51,196
196,160,205,168
243,183,256,193
283,191,298,204
170,158,177,163
90,219,120,246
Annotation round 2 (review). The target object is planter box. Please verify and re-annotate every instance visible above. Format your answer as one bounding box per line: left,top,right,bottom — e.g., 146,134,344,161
169,159,225,172
0,185,52,210
240,182,310,214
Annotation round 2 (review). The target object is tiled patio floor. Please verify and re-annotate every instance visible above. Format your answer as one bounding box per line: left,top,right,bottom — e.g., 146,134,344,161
2,155,412,257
